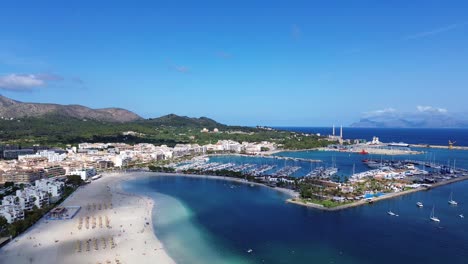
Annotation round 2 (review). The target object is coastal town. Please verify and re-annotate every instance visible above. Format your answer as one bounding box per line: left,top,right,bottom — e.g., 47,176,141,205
1,125,466,229
0,123,467,264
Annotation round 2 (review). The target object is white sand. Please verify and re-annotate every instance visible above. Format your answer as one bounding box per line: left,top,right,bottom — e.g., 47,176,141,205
0,172,175,264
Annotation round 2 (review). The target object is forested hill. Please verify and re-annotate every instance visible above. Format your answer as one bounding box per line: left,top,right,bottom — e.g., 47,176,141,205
0,96,330,149
146,114,225,128
0,113,330,150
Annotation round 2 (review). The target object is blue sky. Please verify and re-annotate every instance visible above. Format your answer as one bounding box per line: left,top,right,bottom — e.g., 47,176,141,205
0,1,467,126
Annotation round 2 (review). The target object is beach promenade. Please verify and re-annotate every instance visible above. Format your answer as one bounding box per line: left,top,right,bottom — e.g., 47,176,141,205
0,172,175,264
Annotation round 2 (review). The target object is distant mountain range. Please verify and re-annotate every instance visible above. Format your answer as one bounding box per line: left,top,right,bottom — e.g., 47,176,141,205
0,95,142,123
351,112,468,128
0,95,233,145
0,95,227,128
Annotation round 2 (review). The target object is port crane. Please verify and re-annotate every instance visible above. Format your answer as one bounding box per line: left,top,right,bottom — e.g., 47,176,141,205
449,140,456,150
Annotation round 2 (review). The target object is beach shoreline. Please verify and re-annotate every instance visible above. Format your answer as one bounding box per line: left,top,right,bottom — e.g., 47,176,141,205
0,172,176,264
134,171,300,199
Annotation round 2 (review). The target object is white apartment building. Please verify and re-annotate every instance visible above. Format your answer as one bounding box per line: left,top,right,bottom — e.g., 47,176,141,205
78,143,109,150
18,150,66,163
38,150,67,162
173,144,192,156
16,188,49,209
35,179,64,198
154,145,173,159
14,191,35,211
68,167,97,181
2,195,21,208
219,140,243,152
0,205,24,224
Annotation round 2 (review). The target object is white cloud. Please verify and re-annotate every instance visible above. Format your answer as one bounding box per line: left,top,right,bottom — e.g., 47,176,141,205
416,105,448,114
363,108,397,117
0,74,45,91
0,73,65,91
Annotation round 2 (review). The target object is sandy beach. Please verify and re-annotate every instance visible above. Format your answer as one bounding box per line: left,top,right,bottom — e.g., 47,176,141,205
0,172,175,264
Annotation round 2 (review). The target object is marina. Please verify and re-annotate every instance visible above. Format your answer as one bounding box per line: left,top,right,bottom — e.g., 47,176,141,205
166,143,468,213
172,155,324,177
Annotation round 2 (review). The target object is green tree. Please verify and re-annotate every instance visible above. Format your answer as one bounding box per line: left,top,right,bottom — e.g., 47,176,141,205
0,216,8,234
4,182,14,188
66,175,84,186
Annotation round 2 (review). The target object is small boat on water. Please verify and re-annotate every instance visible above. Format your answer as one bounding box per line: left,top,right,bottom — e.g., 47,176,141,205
430,206,440,222
460,214,464,219
416,202,423,208
448,192,458,206
247,249,253,253
387,211,398,216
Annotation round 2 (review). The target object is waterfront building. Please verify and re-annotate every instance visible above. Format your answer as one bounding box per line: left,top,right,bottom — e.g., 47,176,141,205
0,204,24,224
68,167,96,181
15,188,49,209
35,179,65,197
113,155,132,167
13,191,35,211
96,160,114,169
173,144,193,157
219,140,243,152
2,195,21,208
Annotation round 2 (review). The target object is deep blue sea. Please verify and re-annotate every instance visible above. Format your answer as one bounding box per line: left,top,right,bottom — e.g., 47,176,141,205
122,128,468,263
277,127,468,146
124,175,468,264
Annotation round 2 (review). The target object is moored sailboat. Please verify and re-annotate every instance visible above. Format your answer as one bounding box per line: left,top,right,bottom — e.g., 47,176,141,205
430,206,440,222
448,192,458,206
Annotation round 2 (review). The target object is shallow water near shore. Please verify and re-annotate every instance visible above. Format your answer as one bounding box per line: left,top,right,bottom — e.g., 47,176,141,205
124,174,468,264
